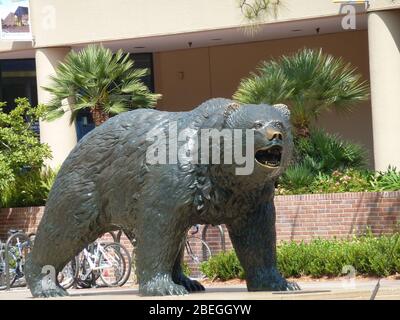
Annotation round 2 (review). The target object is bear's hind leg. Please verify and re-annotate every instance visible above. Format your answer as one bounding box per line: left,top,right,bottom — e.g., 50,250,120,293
26,219,107,297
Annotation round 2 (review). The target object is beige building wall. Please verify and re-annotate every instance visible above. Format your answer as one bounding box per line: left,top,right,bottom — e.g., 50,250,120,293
26,0,399,49
154,30,374,167
154,48,212,110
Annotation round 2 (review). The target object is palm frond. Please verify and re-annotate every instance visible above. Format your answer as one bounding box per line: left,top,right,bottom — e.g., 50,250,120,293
43,44,161,125
234,48,370,133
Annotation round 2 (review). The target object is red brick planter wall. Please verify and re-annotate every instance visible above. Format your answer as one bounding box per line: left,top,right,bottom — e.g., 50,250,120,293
1,191,399,254
0,206,44,240
274,191,400,241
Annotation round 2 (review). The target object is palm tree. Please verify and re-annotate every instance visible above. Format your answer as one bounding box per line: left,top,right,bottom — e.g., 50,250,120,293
43,44,161,126
233,48,370,137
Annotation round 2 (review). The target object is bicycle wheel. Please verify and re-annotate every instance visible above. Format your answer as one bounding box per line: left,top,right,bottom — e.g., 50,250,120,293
185,236,212,278
98,242,131,287
58,256,78,289
112,242,132,286
8,235,31,288
0,249,7,290
3,248,21,288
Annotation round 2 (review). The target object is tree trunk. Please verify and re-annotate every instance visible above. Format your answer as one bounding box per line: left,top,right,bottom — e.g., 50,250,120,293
90,106,109,126
295,126,310,138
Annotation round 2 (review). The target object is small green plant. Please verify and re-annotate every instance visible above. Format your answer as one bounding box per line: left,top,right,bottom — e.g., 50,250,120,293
182,262,191,277
200,232,400,280
370,166,400,192
279,164,314,194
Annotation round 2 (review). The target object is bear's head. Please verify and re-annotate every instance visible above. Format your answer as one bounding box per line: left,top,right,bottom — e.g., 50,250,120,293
221,102,293,183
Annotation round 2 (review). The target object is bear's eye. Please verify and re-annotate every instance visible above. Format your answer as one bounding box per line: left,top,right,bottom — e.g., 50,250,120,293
253,121,263,129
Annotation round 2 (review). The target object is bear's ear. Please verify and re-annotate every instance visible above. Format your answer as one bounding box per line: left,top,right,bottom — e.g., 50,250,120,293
273,103,290,120
223,102,241,119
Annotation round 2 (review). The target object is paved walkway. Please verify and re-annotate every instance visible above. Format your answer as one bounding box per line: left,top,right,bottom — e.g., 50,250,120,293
1,279,399,300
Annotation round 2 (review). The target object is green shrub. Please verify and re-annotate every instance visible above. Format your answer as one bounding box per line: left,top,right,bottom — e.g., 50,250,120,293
200,251,245,281
277,129,371,195
0,167,58,208
200,232,400,280
279,164,315,194
0,98,51,193
294,129,368,173
309,169,373,194
277,167,400,195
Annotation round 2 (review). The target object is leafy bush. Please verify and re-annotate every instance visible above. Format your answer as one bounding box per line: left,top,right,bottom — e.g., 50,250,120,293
200,232,400,280
277,128,375,195
277,168,400,195
279,164,314,195
0,167,58,208
200,251,245,281
0,98,51,193
370,166,400,192
278,232,400,278
294,129,368,173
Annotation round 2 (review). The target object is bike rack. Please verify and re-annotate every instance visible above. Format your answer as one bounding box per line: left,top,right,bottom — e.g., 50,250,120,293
4,232,30,291
202,225,226,252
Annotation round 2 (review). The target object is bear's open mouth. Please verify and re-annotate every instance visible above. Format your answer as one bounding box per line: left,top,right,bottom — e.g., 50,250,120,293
255,145,283,168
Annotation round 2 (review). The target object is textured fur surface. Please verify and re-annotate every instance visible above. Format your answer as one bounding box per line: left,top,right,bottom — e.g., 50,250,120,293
26,98,299,297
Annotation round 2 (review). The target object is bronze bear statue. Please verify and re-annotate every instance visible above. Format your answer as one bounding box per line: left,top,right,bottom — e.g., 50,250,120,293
26,98,299,297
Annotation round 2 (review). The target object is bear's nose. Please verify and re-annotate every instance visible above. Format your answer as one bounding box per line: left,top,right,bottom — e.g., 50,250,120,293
266,127,283,141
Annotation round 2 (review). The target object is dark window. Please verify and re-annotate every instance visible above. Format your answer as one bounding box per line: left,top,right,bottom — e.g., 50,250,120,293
0,58,39,133
0,59,37,111
130,53,155,92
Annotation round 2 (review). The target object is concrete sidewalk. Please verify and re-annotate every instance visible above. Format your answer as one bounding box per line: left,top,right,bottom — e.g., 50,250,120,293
0,279,399,300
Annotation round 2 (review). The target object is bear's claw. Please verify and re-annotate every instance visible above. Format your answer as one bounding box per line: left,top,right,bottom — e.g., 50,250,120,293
174,274,205,292
140,274,189,296
33,286,69,298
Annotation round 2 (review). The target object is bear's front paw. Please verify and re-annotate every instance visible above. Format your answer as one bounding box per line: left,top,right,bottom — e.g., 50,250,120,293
32,285,69,298
140,274,189,296
285,281,301,291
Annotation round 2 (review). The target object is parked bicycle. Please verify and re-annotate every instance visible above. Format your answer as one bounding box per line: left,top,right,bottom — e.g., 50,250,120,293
184,225,213,278
0,230,34,290
202,224,226,253
58,238,132,289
